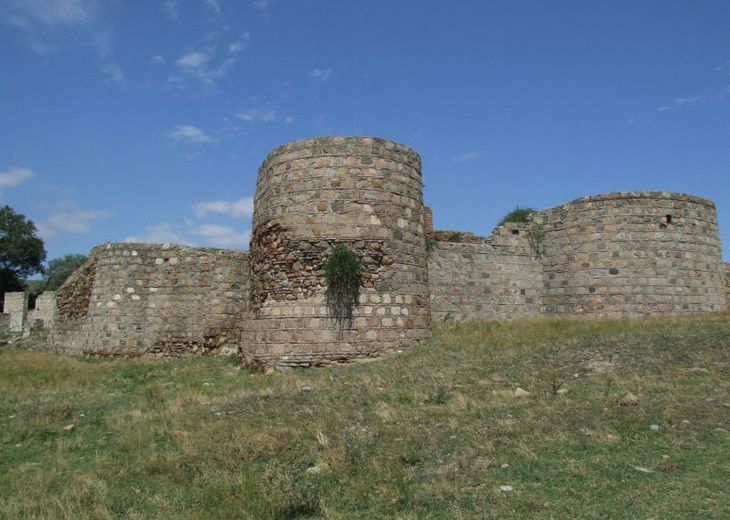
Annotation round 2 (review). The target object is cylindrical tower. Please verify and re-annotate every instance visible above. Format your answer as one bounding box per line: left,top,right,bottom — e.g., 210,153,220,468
241,136,431,366
539,192,726,317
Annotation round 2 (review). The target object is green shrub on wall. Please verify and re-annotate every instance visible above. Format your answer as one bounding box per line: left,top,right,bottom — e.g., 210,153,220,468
497,207,537,227
324,244,363,328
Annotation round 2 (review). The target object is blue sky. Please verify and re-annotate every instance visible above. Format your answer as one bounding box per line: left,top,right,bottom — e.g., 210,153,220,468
1,0,729,262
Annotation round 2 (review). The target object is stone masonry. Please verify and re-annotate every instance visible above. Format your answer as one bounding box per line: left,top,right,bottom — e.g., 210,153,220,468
50,243,249,357
240,137,431,366
41,137,728,366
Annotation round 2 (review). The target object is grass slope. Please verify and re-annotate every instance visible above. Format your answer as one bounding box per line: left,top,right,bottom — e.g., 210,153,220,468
1,314,729,519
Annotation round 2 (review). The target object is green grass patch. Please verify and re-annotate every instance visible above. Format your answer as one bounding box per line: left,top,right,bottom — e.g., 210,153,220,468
1,312,729,518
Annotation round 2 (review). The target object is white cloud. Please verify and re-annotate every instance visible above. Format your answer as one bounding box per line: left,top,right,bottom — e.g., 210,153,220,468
237,108,276,123
162,1,179,21
168,125,216,144
0,167,33,188
177,50,210,69
453,152,483,162
657,106,671,112
123,224,192,245
308,68,333,82
193,196,253,218
283,115,293,123
38,208,111,238
190,224,250,247
252,0,270,10
151,54,166,64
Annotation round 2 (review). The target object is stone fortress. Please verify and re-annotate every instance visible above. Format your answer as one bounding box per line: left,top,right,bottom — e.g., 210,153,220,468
2,136,729,367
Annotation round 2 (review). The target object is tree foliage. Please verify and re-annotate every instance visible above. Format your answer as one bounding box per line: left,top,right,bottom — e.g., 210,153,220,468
41,254,87,291
0,205,46,294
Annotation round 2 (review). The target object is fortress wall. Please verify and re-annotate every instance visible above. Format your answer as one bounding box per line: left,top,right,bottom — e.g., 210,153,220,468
428,222,543,322
4,292,27,333
724,263,730,305
242,136,431,366
537,192,726,317
26,291,56,331
50,243,250,357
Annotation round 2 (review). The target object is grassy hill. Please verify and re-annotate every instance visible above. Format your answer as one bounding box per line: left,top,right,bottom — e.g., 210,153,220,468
1,313,729,519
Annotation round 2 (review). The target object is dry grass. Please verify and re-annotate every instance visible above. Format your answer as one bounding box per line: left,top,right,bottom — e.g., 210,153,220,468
1,312,729,518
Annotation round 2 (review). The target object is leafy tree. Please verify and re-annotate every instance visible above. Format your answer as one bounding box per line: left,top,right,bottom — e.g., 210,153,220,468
497,206,537,227
0,205,46,295
41,254,87,291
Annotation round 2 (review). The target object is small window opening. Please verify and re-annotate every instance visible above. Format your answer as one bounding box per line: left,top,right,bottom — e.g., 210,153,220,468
665,214,672,224
511,229,520,235
28,293,38,310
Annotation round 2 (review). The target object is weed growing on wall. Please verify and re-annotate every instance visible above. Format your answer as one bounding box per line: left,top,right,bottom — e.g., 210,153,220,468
497,206,537,227
324,244,363,328
528,222,546,259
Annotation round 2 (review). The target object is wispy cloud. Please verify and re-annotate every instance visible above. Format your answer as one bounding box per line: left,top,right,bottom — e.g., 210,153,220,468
0,166,33,187
657,106,671,112
237,108,276,123
162,1,179,21
193,197,253,218
453,152,483,162
0,166,33,198
252,0,270,11
168,124,216,144
715,60,730,73
202,0,222,15
308,68,333,82
124,223,192,245
174,34,249,86
674,95,701,107
38,208,111,239
190,224,250,247
151,54,165,65
1,0,123,81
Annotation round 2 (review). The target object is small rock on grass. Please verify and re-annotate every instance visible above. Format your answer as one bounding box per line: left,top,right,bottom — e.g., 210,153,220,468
633,466,653,473
62,424,75,431
499,485,514,493
556,388,568,395
619,393,638,406
649,424,660,432
514,387,530,397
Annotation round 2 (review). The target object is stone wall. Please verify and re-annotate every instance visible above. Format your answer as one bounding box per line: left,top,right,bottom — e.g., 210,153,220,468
50,243,250,357
0,313,9,332
4,292,27,333
241,136,431,367
26,291,56,331
428,222,543,322
537,192,726,317
724,263,730,306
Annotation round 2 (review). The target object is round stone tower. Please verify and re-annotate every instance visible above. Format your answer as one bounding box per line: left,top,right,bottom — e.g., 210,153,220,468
538,192,726,317
241,136,432,366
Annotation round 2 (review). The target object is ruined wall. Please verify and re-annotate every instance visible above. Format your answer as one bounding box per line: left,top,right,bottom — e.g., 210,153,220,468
0,313,9,332
26,291,56,331
724,263,730,306
5,292,27,333
241,136,431,366
51,243,250,357
428,222,543,322
537,192,726,317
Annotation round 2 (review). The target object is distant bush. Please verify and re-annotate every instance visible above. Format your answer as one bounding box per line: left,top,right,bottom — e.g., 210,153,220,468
497,207,537,227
